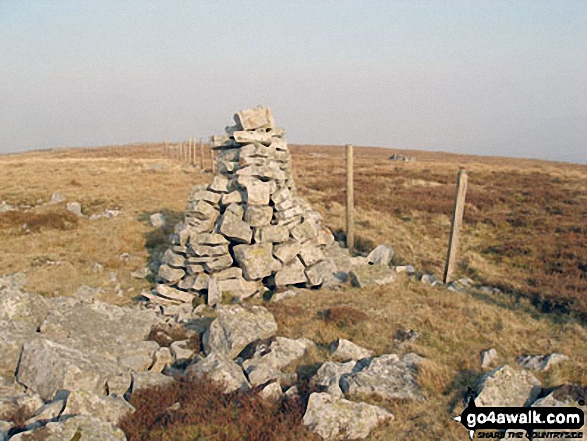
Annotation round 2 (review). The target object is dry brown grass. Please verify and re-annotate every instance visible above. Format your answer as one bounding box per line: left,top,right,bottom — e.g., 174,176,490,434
1,142,586,440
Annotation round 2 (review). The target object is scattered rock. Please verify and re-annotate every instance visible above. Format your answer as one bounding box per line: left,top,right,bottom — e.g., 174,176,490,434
270,289,299,302
480,348,499,369
66,202,83,216
259,382,282,402
303,392,393,440
367,245,394,266
49,193,66,204
388,153,415,162
420,274,437,286
516,353,569,372
62,390,134,425
349,265,396,288
150,213,166,228
340,353,425,402
312,361,357,398
474,365,541,407
187,352,250,393
329,339,373,362
202,305,278,358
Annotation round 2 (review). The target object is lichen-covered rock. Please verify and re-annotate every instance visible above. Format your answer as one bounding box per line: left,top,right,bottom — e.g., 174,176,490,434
303,392,393,440
187,352,250,393
62,390,134,425
329,339,373,362
474,365,541,407
515,353,569,372
203,305,278,358
10,415,127,441
349,265,396,288
16,337,124,401
340,353,425,402
233,243,282,280
367,245,394,266
312,361,357,398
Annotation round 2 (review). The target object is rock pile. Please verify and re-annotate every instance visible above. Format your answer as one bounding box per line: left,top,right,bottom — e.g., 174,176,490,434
388,153,415,162
149,106,338,306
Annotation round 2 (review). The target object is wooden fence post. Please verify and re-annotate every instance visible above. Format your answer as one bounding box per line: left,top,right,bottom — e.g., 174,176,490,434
199,138,204,170
345,144,354,253
443,169,468,284
210,141,216,174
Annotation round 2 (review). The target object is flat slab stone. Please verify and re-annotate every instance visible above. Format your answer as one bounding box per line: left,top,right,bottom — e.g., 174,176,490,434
235,106,275,131
203,305,278,359
349,265,396,288
219,213,252,244
274,257,307,286
303,392,393,440
340,353,425,402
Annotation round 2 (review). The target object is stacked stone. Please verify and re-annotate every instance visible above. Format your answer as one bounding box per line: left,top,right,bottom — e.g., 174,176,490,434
151,106,335,306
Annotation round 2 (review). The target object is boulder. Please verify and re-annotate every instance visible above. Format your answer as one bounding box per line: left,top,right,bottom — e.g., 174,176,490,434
367,245,394,266
9,415,127,441
515,354,569,372
149,213,165,228
62,390,135,425
39,299,160,372
312,361,357,398
259,382,282,402
130,371,174,395
340,353,425,402
329,339,373,362
187,352,250,393
303,392,393,440
474,365,541,407
298,244,324,267
242,337,315,373
16,337,125,401
66,202,83,216
202,305,278,358
0,283,49,328
0,321,36,377
349,265,396,288
480,348,499,369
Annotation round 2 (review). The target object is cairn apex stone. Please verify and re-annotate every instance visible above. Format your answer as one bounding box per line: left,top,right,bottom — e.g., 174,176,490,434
235,106,274,131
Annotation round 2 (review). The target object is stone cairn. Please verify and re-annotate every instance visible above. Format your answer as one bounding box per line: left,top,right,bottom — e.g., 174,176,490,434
149,106,336,306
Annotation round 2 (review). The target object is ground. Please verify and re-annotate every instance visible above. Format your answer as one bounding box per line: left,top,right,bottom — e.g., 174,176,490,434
0,143,585,440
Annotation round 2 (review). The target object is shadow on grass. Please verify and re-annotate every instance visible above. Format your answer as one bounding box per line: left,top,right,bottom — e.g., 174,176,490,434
138,209,184,283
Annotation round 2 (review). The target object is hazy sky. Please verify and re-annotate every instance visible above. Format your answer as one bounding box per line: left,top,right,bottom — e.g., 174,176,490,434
1,1,586,163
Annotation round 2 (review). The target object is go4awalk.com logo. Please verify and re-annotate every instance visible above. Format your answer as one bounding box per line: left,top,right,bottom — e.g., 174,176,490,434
453,389,585,440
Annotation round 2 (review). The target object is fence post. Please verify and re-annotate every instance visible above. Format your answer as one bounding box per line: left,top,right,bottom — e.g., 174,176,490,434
210,141,216,174
199,138,204,170
443,169,468,284
345,144,354,253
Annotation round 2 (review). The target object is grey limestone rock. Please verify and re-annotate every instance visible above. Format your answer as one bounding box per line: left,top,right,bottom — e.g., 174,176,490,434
474,365,541,407
187,352,250,393
340,353,425,402
303,392,393,440
202,305,277,358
